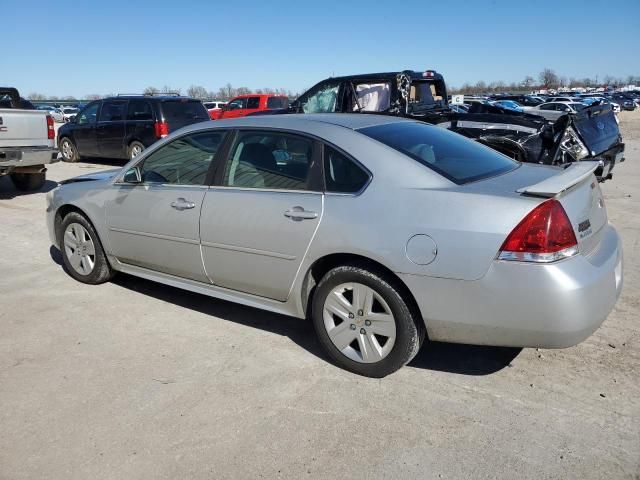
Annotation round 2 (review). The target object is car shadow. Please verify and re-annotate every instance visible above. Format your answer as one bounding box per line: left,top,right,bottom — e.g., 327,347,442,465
48,246,520,376
0,177,58,199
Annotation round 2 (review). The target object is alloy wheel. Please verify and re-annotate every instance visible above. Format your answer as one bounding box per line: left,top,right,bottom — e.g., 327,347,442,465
323,282,397,363
63,223,96,275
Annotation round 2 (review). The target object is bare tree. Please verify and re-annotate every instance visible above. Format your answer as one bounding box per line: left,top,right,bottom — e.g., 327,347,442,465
143,86,159,95
27,92,46,101
85,94,102,100
187,85,209,99
538,68,559,88
522,76,535,88
235,87,251,96
63,96,77,101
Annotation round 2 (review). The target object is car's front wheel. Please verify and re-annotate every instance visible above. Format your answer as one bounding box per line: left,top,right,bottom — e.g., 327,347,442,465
59,211,114,284
311,265,424,377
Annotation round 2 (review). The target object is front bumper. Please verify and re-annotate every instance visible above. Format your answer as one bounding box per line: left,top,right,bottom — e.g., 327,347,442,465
400,224,623,348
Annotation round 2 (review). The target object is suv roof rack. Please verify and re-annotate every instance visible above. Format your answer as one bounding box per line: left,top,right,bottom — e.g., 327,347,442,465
116,92,182,97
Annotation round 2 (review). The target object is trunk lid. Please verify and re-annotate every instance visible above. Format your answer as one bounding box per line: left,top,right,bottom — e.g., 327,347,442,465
467,161,607,257
570,104,620,156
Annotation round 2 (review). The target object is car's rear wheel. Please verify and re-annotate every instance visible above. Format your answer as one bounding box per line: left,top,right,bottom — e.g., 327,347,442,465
59,211,114,284
128,141,145,160
9,171,46,191
311,265,424,377
59,137,79,162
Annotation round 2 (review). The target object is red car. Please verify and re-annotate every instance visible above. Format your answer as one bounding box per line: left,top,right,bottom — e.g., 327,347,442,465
210,94,289,120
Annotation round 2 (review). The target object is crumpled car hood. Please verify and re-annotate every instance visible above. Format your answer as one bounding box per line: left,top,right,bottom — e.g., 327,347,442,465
59,168,121,185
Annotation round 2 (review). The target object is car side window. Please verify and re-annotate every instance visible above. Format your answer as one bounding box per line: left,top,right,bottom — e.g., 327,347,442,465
246,97,260,109
77,103,99,125
222,131,314,191
138,131,225,185
323,146,370,193
99,100,127,122
127,100,153,121
228,98,246,110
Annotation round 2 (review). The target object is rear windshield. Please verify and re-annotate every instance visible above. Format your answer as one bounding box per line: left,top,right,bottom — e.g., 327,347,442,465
267,96,289,109
359,122,518,184
161,100,209,122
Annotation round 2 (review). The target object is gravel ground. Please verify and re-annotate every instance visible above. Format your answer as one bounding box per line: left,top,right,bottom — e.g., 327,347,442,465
1,113,639,479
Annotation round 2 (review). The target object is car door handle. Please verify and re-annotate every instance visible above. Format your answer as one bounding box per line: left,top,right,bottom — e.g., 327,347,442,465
284,206,318,220
170,198,196,210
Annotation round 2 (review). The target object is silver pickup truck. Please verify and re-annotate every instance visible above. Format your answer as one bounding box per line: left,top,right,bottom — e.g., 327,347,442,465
0,87,59,191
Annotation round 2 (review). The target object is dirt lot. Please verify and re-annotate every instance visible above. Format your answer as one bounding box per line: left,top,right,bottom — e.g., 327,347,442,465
1,114,639,480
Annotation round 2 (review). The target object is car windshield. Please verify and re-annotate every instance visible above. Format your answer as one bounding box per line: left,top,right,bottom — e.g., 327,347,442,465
359,121,518,184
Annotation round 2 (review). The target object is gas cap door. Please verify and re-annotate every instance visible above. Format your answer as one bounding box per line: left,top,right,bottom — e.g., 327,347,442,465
405,234,438,265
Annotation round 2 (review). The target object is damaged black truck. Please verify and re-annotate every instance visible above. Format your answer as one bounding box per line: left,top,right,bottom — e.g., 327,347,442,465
284,70,625,181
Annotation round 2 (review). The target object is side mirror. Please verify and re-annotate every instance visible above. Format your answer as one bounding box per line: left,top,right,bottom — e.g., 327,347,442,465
122,167,141,183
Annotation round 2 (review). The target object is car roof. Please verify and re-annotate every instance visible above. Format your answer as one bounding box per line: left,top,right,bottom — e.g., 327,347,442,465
177,113,412,136
231,94,288,99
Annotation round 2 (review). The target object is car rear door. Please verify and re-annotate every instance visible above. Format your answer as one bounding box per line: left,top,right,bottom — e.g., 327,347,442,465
200,129,323,301
97,100,127,158
105,130,227,281
73,102,101,156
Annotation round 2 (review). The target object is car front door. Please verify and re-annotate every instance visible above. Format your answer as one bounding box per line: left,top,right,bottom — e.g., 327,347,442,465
97,100,127,158
200,130,323,301
105,130,228,282
221,97,247,119
73,102,100,156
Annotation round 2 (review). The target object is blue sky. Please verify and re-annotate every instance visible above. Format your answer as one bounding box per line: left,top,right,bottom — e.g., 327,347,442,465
3,0,639,97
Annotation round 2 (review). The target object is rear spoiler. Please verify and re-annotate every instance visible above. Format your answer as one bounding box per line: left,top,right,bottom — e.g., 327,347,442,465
516,162,599,197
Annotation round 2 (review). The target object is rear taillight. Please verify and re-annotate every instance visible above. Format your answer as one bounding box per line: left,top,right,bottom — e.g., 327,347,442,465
154,121,169,139
46,115,54,139
498,199,578,263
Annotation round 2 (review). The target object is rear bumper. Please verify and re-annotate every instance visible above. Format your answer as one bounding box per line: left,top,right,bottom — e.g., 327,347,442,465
400,224,623,348
0,146,60,172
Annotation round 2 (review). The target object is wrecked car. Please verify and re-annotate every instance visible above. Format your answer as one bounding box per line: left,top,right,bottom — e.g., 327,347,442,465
285,70,625,181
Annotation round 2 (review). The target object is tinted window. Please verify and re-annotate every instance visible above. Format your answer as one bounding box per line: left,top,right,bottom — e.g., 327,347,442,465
127,100,153,121
139,131,225,185
223,131,314,190
360,122,517,185
324,146,369,193
161,100,209,123
266,96,289,109
77,103,99,124
99,100,126,122
539,103,556,110
246,97,260,109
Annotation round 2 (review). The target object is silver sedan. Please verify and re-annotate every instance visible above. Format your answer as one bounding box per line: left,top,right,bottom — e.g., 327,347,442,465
46,114,623,377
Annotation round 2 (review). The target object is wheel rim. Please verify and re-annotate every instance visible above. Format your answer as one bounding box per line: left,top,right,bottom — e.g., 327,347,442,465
323,282,396,363
63,223,96,275
130,144,142,159
61,140,73,160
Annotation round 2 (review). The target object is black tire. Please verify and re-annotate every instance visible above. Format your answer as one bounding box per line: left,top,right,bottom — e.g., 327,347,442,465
59,137,80,162
9,171,46,191
128,141,145,160
59,211,114,284
311,264,425,377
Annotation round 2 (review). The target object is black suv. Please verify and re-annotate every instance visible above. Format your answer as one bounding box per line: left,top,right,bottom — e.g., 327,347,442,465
57,94,209,162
